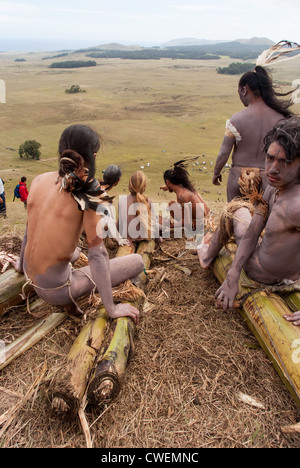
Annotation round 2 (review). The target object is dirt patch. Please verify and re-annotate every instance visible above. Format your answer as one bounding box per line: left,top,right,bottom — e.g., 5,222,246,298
0,238,299,448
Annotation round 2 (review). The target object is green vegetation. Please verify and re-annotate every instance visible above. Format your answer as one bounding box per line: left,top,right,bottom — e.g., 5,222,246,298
217,62,256,75
49,60,97,68
87,49,220,60
65,84,86,94
42,53,69,61
19,140,41,160
82,41,272,61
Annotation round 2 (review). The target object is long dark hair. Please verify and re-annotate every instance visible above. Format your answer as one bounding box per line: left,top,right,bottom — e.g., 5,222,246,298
239,66,294,118
58,124,101,180
164,159,196,192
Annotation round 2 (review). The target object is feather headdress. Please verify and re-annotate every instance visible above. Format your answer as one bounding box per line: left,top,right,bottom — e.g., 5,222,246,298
173,155,200,169
256,40,300,67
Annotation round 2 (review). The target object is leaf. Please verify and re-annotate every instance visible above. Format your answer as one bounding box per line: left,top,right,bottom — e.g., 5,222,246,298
173,264,192,276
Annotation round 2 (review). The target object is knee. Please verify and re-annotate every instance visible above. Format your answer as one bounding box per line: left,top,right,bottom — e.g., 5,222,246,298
132,254,145,275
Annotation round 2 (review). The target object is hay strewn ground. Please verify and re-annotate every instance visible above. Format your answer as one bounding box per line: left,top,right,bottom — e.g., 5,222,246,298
0,235,299,448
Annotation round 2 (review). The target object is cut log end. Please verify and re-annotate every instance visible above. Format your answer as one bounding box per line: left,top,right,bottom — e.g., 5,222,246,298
50,391,79,416
87,372,120,405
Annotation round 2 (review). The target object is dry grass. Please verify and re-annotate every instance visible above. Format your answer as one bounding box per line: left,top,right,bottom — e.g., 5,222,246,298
0,53,300,448
0,233,299,448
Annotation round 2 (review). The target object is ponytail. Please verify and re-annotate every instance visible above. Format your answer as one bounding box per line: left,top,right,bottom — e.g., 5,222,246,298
58,149,86,192
239,66,294,118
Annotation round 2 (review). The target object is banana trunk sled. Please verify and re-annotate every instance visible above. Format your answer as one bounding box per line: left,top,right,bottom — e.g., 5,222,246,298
49,239,155,414
87,239,155,406
212,246,300,409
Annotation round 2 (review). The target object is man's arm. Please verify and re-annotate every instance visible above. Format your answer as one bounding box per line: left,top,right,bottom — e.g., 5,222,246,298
213,136,234,185
83,208,139,323
215,212,267,310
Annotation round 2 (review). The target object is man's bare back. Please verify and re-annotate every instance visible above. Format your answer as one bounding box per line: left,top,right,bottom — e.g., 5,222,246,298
11,125,144,323
25,172,83,282
230,102,284,169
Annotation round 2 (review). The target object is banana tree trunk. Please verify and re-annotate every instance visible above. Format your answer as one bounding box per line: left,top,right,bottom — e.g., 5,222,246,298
0,311,67,371
212,247,300,409
49,307,108,415
87,316,135,405
0,269,26,317
135,239,156,286
86,239,154,406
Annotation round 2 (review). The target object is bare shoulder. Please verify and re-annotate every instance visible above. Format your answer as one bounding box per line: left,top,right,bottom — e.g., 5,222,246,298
286,185,300,225
262,185,276,204
230,109,248,126
177,190,193,204
30,172,57,190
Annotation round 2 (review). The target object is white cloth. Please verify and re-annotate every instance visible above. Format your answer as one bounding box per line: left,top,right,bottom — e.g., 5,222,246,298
0,178,4,195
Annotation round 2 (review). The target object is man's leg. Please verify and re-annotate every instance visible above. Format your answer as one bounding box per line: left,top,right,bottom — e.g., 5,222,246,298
197,206,252,270
71,253,144,298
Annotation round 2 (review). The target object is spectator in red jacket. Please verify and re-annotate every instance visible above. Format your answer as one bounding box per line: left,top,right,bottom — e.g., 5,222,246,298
19,177,29,209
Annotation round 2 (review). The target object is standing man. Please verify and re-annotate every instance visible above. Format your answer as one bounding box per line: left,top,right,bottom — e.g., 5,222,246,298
0,177,6,218
19,177,29,209
213,65,294,201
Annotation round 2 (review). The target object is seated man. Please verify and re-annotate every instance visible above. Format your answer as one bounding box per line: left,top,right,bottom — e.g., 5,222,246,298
160,160,210,232
198,117,300,327
10,125,144,322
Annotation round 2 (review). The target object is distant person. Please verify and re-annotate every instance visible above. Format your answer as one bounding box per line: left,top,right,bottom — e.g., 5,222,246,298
213,65,294,201
19,177,29,209
100,164,122,192
160,160,210,231
0,177,6,218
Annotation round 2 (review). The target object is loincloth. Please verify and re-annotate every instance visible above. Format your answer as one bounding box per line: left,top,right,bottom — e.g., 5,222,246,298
238,167,263,199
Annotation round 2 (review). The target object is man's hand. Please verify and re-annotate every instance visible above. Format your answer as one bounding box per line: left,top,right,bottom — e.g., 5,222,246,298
108,303,140,324
160,185,168,192
2,254,22,273
284,311,300,327
213,173,222,186
215,276,239,310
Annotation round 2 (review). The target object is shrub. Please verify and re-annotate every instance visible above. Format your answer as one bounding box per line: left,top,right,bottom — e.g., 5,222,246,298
217,62,255,75
65,84,86,94
49,60,97,69
19,140,41,160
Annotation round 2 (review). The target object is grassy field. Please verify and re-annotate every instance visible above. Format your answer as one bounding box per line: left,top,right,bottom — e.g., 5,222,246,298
1,51,299,235
1,51,300,448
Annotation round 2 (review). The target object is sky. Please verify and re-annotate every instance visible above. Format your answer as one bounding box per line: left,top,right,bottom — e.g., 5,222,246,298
0,0,300,51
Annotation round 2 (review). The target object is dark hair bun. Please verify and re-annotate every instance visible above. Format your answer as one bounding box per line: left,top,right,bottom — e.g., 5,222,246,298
59,149,84,177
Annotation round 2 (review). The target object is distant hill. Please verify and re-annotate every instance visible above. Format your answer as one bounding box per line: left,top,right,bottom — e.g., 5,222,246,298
234,37,275,45
91,43,141,51
161,37,275,47
161,38,226,47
